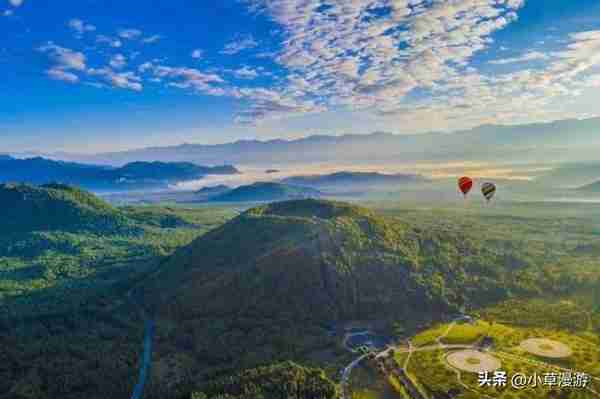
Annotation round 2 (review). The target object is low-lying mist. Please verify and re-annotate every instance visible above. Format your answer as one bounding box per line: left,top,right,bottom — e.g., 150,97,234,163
171,162,552,191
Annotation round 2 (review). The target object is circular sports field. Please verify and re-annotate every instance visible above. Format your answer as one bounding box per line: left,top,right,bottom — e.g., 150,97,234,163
520,338,573,359
446,350,502,373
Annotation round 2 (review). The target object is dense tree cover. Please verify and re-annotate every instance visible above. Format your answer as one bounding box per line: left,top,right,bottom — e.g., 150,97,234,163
479,298,600,332
0,307,143,399
0,184,237,318
189,362,337,399
0,183,131,233
2,192,600,399
146,199,596,325
121,206,197,228
0,186,240,399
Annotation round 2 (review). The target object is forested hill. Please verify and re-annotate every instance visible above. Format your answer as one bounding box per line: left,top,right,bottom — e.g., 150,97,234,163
144,199,557,325
0,183,130,233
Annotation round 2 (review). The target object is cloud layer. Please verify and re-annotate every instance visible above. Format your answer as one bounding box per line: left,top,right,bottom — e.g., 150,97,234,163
32,2,600,130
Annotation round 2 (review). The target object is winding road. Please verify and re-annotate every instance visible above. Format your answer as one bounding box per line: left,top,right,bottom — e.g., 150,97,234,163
130,318,155,399
340,353,370,399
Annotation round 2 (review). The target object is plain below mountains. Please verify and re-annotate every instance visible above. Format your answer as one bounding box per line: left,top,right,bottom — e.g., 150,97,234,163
0,155,238,190
282,171,428,192
577,180,600,193
536,161,600,188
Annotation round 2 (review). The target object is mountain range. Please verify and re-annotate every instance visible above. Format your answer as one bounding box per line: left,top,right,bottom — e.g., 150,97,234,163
0,156,239,190
190,172,425,203
29,117,600,166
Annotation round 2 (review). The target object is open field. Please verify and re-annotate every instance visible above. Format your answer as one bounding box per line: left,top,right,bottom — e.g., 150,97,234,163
393,308,600,398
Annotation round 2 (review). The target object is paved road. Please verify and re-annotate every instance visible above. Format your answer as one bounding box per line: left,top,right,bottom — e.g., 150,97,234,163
340,342,473,399
130,318,155,399
340,353,370,399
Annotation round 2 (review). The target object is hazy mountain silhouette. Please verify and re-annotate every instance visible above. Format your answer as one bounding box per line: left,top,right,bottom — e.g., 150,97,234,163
0,157,239,190
40,117,600,166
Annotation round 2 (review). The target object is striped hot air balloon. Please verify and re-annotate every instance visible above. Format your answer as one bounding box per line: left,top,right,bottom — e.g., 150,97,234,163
482,182,496,202
458,176,473,197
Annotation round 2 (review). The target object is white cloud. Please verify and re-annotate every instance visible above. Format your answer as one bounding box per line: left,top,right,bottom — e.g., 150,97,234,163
33,0,599,130
149,64,225,94
142,35,162,44
9,0,23,7
239,0,526,122
233,66,259,79
109,54,127,69
233,87,325,125
47,68,79,83
191,49,203,59
138,62,154,73
489,51,549,65
68,19,96,36
96,35,123,48
221,35,258,55
37,42,145,92
88,67,143,91
119,29,143,40
38,42,87,71
234,2,600,129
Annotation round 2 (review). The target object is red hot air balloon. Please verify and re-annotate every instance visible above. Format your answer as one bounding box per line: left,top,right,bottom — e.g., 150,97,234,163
458,176,473,197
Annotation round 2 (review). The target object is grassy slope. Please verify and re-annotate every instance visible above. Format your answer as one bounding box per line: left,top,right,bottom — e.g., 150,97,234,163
406,307,600,398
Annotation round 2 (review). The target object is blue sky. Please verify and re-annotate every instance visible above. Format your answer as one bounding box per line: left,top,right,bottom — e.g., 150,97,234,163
2,0,600,153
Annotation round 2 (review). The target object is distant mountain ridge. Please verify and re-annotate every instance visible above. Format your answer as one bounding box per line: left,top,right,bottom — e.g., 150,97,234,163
196,185,231,196
37,117,600,165
0,157,239,190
